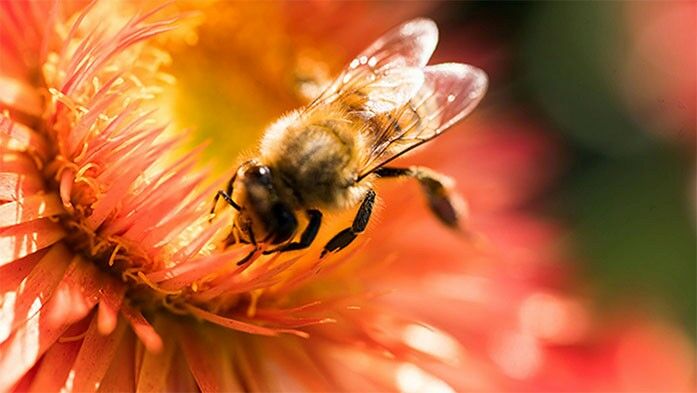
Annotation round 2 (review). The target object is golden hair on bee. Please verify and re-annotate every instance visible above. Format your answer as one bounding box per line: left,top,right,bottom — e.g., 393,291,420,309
210,18,488,262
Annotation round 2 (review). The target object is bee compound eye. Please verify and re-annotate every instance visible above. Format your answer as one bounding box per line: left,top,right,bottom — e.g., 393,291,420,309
243,164,271,183
254,166,272,186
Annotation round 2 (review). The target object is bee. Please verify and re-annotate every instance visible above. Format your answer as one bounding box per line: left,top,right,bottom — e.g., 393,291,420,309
211,18,488,263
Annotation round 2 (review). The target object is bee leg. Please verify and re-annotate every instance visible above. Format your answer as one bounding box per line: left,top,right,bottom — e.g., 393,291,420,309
236,246,259,265
263,210,322,254
210,175,240,221
375,166,463,228
236,225,259,265
321,189,376,258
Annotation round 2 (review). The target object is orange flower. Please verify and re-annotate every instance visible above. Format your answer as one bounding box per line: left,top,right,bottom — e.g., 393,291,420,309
1,1,694,392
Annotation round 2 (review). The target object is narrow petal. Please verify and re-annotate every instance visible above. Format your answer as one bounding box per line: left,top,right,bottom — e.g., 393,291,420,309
121,304,163,353
151,246,254,290
0,75,43,117
46,256,104,328
0,152,44,202
97,279,125,336
26,321,88,393
0,194,64,228
259,339,337,392
0,248,44,295
0,115,49,160
96,329,136,392
178,324,244,392
0,218,65,266
0,172,44,202
166,346,199,392
85,153,158,230
0,244,71,342
186,305,308,338
71,315,128,393
194,254,299,301
0,281,97,390
135,317,176,392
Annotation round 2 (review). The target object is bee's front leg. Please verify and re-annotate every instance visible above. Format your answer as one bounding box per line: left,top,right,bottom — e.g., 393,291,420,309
375,166,464,228
236,224,260,265
321,189,376,258
263,210,323,254
210,174,240,221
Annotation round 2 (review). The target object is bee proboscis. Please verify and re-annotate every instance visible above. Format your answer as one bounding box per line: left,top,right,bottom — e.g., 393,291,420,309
211,18,488,263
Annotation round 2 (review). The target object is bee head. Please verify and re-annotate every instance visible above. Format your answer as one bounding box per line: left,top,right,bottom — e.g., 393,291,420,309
233,161,297,245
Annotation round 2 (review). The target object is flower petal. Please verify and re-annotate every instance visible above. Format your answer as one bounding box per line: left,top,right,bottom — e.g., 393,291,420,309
178,324,245,392
0,152,44,201
95,329,136,392
25,321,87,392
0,255,100,391
0,194,64,229
0,219,65,267
0,75,43,117
135,317,176,392
70,315,128,393
186,305,309,338
151,246,254,290
97,279,125,336
0,244,71,343
0,115,49,160
121,304,163,353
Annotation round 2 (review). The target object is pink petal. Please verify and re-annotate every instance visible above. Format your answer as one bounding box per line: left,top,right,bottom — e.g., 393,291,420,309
0,172,44,203
66,77,121,156
178,324,244,392
96,329,136,392
97,279,125,336
0,244,71,343
120,304,163,353
84,160,149,230
259,339,337,391
46,256,103,327
0,218,65,266
26,321,87,392
0,75,42,117
70,315,128,393
0,248,44,295
0,115,49,160
186,305,308,338
166,346,199,392
0,152,44,202
0,269,98,390
193,254,299,301
135,318,175,392
0,194,64,228
150,246,254,290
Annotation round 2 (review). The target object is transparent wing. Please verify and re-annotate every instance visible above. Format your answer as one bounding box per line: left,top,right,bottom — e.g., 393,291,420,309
305,18,438,114
357,63,489,179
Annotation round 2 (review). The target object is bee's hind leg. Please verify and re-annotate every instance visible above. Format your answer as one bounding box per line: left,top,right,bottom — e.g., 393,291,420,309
263,210,323,254
321,189,376,258
375,166,463,228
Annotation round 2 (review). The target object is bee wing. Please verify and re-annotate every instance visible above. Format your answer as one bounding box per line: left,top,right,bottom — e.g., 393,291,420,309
358,63,488,179
306,18,438,114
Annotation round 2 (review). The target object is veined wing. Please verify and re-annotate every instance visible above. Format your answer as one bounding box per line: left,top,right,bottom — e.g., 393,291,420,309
305,18,438,115
357,63,488,180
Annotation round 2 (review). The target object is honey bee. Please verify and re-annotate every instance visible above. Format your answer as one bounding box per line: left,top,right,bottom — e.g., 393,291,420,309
211,18,488,263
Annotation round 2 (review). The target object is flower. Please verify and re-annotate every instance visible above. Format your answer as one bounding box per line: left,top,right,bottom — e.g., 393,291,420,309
1,1,694,392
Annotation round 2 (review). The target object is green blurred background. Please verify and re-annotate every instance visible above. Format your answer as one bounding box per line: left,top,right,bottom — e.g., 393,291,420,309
457,1,695,336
